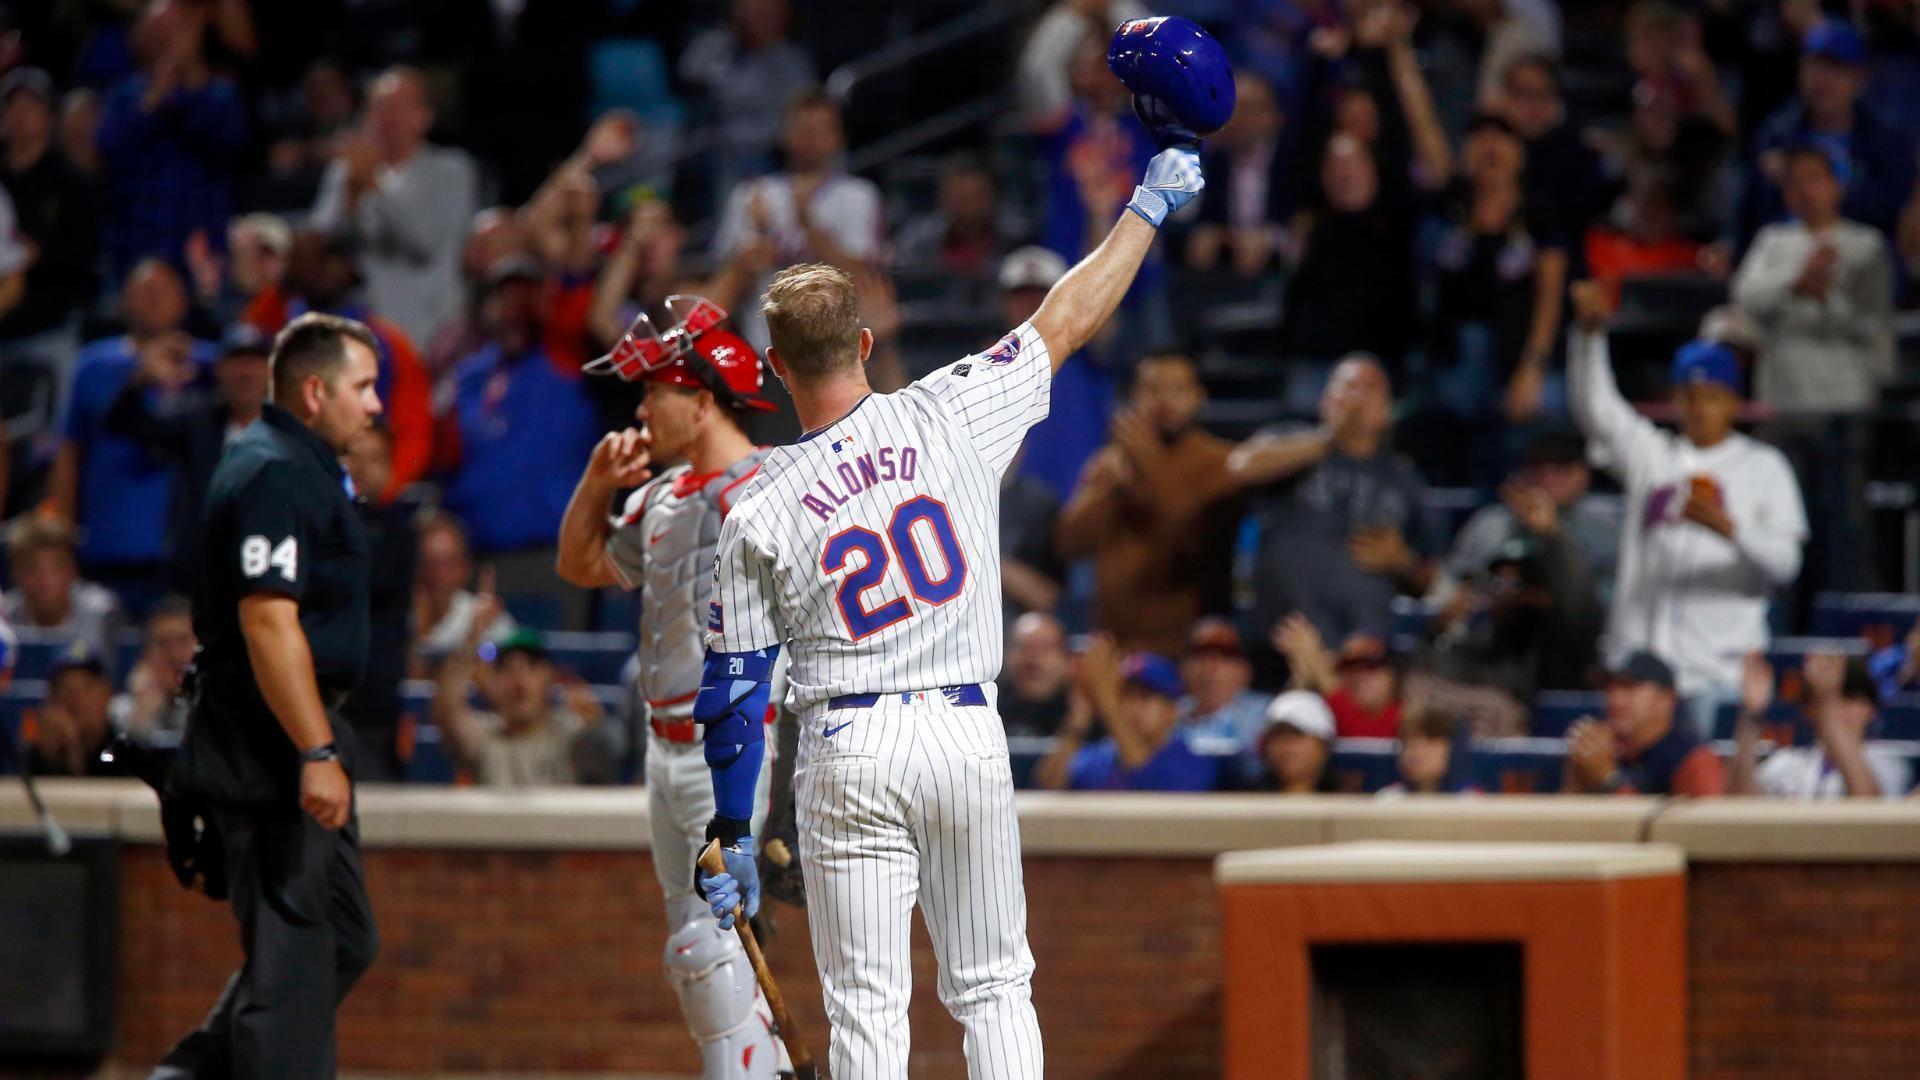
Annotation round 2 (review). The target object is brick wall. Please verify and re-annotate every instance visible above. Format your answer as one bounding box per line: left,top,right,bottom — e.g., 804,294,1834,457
1689,863,1920,1080
111,848,1920,1078
112,849,1224,1078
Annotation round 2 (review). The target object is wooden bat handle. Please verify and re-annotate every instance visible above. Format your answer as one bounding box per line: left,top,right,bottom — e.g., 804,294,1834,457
699,839,818,1079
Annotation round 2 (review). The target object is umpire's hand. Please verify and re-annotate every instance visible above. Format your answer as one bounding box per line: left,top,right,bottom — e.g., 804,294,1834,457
301,759,352,830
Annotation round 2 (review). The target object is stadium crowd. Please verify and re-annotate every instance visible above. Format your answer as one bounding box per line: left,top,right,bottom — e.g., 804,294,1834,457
3,0,1920,799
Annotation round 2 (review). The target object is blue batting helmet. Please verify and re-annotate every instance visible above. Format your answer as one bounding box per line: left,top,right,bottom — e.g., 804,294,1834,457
1107,16,1236,147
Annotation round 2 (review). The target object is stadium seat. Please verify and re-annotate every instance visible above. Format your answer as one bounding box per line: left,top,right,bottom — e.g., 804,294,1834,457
1007,735,1052,789
586,39,683,127
1422,488,1486,544
1388,595,1436,651
1880,695,1920,741
1710,701,1811,745
11,638,68,683
1468,738,1567,794
1767,636,1871,671
0,681,45,775
113,627,141,686
405,722,459,785
398,681,455,784
593,588,639,634
1530,691,1604,738
543,632,636,684
1809,592,1920,642
500,592,564,633
1327,739,1398,793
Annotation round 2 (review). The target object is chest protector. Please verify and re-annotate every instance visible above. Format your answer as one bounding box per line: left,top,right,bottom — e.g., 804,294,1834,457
606,451,768,719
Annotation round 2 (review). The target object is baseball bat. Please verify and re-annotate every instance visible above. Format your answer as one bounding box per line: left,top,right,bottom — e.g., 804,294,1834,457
698,838,818,1080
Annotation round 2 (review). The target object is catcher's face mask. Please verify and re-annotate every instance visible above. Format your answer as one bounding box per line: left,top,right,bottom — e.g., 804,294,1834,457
586,294,727,382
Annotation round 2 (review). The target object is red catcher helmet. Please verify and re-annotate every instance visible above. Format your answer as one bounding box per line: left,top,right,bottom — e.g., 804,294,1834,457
584,294,777,412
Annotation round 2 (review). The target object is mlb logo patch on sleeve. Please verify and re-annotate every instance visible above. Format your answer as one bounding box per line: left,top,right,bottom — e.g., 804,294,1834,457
983,333,1020,365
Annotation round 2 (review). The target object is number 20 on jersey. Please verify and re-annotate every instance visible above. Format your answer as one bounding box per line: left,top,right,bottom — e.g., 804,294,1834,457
822,496,968,638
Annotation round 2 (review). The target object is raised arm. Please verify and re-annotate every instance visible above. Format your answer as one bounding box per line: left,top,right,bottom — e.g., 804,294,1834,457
1029,148,1204,369
1381,7,1451,187
430,623,490,772
1225,427,1332,490
1566,280,1662,480
1729,652,1773,795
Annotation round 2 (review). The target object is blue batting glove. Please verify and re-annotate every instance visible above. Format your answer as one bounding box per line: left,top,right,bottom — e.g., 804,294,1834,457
697,836,761,930
1125,147,1205,228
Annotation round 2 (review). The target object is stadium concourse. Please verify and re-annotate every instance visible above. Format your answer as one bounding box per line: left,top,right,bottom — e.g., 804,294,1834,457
1,0,1920,1074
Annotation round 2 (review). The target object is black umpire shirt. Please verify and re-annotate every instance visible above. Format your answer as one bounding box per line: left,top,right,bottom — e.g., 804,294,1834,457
179,403,370,804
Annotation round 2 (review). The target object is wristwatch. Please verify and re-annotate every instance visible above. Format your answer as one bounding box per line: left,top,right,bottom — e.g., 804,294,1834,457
300,742,341,765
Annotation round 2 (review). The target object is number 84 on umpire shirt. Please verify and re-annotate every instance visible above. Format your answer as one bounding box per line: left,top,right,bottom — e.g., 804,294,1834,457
183,401,370,801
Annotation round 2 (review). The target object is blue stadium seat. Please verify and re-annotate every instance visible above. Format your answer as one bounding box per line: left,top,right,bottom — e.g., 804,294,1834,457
1008,735,1051,789
1423,488,1486,547
406,722,458,785
1388,596,1434,653
1530,692,1604,738
0,681,46,775
1328,739,1398,793
113,627,142,688
12,637,74,682
587,39,684,127
1809,592,1920,642
398,681,455,784
1879,695,1920,741
1468,738,1566,794
1706,697,1920,743
1710,701,1811,745
544,632,636,684
1767,636,1870,672
594,588,639,634
501,592,564,633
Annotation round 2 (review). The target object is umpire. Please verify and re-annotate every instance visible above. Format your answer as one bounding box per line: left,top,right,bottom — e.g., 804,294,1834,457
154,312,383,1079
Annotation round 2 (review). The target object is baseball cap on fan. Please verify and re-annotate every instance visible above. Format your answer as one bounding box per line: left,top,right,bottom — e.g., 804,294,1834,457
1803,19,1867,66
1263,690,1335,742
1122,652,1185,700
1186,617,1245,658
1605,651,1676,692
998,246,1067,293
1670,339,1742,395
0,67,54,106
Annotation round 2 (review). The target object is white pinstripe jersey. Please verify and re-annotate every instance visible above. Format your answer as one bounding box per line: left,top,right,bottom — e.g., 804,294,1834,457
706,320,1052,711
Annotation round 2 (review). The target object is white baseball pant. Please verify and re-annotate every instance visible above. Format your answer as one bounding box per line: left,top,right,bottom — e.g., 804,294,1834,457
795,691,1043,1079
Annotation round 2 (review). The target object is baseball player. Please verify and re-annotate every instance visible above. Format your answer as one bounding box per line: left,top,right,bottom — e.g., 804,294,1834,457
690,144,1205,1077
555,297,792,1079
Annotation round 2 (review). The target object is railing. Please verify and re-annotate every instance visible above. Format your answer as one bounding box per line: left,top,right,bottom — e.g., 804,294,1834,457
825,3,1024,174
823,4,1021,106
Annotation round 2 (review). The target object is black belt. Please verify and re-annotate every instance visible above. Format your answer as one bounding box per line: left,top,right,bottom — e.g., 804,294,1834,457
828,684,988,710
